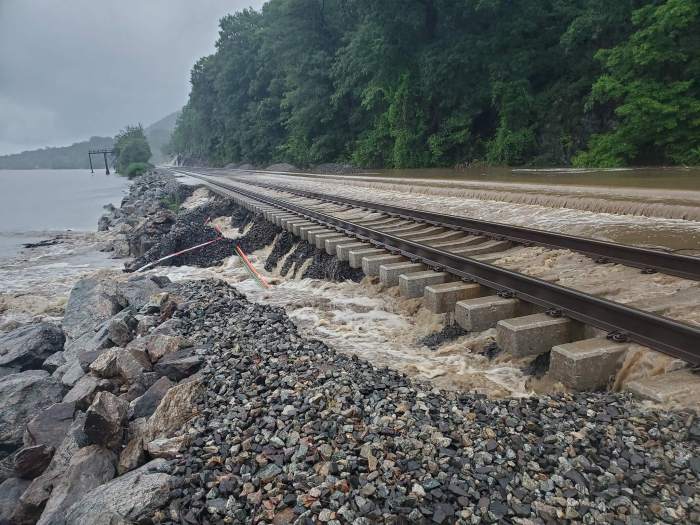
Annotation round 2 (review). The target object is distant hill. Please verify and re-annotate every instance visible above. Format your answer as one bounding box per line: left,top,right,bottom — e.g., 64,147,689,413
0,136,115,170
145,110,180,164
0,110,180,170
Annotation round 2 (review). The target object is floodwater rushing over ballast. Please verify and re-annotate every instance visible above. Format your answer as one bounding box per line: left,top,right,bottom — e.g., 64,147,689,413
223,167,700,254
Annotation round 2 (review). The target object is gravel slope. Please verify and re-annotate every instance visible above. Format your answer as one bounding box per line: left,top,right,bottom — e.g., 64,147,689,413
152,280,700,525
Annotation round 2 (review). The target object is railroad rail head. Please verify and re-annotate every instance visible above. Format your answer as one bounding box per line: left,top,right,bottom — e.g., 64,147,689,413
170,168,700,366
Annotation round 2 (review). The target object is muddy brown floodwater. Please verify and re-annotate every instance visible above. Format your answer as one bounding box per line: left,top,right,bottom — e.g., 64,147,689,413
221,166,700,254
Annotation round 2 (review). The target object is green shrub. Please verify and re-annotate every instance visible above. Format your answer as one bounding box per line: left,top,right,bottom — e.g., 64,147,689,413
124,162,151,178
160,193,181,212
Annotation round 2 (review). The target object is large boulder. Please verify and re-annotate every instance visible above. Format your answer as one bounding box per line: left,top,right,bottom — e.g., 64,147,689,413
130,376,173,419
0,477,30,524
126,334,184,363
35,445,115,525
63,459,171,524
62,275,124,347
106,310,137,347
0,323,65,373
84,392,128,450
14,445,54,479
62,375,113,410
42,352,66,374
24,402,76,449
90,348,147,385
153,347,202,381
0,371,63,450
116,276,168,311
143,379,203,443
15,413,88,524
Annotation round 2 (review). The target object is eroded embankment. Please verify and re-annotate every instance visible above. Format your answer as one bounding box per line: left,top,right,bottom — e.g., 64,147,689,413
120,175,696,402
2,171,698,524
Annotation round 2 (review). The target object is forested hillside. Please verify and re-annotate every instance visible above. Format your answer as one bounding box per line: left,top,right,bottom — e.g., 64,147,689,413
0,137,114,170
169,0,700,168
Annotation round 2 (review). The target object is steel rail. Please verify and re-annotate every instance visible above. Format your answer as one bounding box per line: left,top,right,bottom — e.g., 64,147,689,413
223,176,700,281
174,169,700,365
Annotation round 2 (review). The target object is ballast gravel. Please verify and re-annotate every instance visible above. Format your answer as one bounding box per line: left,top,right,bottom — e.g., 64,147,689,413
151,280,699,525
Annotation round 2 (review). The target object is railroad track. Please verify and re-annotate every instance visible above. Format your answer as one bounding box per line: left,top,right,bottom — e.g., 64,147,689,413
169,168,700,372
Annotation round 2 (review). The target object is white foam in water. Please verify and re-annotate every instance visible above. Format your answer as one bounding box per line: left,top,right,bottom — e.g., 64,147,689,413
159,250,534,397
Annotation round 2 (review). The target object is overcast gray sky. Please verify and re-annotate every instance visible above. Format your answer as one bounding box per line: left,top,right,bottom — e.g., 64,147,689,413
0,0,264,155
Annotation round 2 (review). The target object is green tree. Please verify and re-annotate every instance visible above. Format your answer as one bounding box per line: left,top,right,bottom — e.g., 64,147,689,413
167,0,697,169
114,125,152,174
575,0,700,166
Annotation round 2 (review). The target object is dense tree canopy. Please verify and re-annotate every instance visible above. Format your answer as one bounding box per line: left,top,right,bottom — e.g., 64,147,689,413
169,0,700,168
114,125,152,174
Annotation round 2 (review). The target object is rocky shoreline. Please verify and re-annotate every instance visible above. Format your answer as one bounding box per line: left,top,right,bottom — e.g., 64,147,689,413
0,171,698,524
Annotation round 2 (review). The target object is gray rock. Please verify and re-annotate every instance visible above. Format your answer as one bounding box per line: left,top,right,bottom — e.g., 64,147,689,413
0,323,65,373
64,324,114,363
153,347,202,381
24,402,76,449
0,477,30,524
145,435,186,459
84,392,128,450
117,437,146,475
60,360,85,388
15,413,88,524
106,310,137,347
14,444,54,479
63,459,170,524
89,348,121,378
62,276,124,346
151,318,183,336
35,445,115,525
42,352,66,374
116,276,166,311
115,351,147,384
62,375,100,410
0,371,63,449
77,348,110,371
131,376,174,419
143,379,203,443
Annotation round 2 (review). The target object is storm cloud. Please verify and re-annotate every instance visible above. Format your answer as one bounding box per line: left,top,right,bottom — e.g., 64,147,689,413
0,0,264,155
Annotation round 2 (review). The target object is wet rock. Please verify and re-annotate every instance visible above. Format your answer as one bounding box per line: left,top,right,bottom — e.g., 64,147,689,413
125,199,239,271
24,402,76,449
264,231,297,272
145,435,187,459
131,376,174,419
0,323,65,373
236,215,281,254
14,445,54,479
15,413,88,524
0,371,63,450
117,437,146,475
63,375,104,409
41,352,66,374
302,246,364,282
152,347,202,381
59,359,85,388
106,310,137,347
134,334,184,363
62,275,124,349
417,324,467,350
0,477,30,524
63,459,171,524
83,392,128,449
36,445,115,525
116,276,168,311
143,379,203,442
